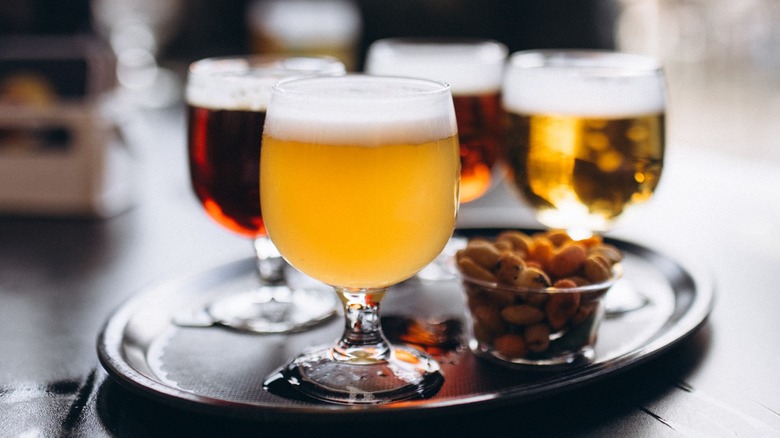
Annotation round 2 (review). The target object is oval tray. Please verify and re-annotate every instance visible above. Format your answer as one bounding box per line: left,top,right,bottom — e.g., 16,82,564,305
97,230,714,421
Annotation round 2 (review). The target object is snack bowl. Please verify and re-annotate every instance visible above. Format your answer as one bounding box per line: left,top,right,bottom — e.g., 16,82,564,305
454,231,623,370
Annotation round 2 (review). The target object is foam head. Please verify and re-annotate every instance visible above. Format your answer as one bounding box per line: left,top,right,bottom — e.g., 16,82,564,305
502,50,666,117
365,38,507,95
186,56,345,111
263,74,458,146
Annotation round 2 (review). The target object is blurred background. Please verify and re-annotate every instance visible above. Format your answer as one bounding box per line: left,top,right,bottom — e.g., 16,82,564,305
0,0,618,67
1,0,779,217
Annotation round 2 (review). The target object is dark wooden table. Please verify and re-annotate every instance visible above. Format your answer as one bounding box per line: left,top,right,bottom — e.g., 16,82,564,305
1,105,779,437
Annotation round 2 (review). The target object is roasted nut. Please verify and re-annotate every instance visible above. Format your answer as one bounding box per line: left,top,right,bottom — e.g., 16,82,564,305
545,289,581,330
584,254,612,283
524,259,544,270
496,230,533,255
460,240,502,270
589,244,623,264
514,267,551,288
518,290,548,307
493,333,527,358
495,251,526,284
501,304,545,325
493,240,513,252
457,256,497,282
524,323,551,352
528,236,554,268
548,243,587,278
546,230,571,247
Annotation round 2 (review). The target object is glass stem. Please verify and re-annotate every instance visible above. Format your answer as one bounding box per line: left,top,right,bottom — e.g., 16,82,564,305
253,236,286,286
333,288,391,364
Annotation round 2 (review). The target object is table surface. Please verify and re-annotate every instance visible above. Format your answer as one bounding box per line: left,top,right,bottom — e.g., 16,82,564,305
1,101,780,437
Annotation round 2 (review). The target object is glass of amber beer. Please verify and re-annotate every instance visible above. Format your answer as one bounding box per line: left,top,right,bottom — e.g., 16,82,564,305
502,50,666,313
365,38,507,279
260,75,459,404
186,55,345,333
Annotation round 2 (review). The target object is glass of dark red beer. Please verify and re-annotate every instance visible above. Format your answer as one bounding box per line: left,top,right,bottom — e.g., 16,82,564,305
185,55,345,333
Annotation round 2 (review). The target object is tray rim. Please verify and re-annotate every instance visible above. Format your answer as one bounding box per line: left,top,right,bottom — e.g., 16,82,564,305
96,229,715,421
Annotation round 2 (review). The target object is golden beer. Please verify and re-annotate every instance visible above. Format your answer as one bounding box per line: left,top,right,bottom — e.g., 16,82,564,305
261,135,459,288
503,112,664,232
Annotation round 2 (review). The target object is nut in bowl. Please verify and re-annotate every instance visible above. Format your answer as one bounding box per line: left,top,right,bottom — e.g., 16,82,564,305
455,230,623,370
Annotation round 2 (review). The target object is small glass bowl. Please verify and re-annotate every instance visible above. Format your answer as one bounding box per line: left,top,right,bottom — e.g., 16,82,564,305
458,263,622,370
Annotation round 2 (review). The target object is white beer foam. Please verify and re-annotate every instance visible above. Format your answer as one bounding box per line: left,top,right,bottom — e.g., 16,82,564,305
186,57,345,111
365,40,507,95
263,75,458,146
503,69,666,117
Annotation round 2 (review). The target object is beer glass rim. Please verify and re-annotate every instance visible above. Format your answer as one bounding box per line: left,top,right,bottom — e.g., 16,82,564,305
368,37,508,59
272,73,451,100
188,54,346,78
365,39,507,95
508,49,662,75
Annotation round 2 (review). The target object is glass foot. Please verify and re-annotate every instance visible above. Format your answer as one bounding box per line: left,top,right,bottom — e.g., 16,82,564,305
266,345,444,405
206,286,338,334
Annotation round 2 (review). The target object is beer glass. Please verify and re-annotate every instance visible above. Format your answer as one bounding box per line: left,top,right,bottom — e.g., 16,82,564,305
365,37,508,279
260,75,459,404
502,50,666,313
186,55,345,333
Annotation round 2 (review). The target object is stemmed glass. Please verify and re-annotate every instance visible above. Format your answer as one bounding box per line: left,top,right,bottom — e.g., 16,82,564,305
364,38,508,280
185,55,345,333
260,75,460,404
501,50,666,314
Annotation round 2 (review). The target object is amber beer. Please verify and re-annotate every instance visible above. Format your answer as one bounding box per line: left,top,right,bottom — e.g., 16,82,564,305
502,51,667,233
452,92,504,202
188,106,266,237
185,56,345,238
365,38,507,203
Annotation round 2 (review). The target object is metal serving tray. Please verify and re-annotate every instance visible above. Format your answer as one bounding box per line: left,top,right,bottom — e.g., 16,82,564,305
97,230,713,422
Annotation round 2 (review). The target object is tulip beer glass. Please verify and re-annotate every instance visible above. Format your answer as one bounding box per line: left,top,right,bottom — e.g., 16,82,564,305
186,55,345,333
260,75,460,404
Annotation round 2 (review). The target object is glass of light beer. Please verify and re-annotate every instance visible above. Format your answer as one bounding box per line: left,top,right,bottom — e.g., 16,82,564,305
186,55,345,333
502,50,666,313
260,75,459,404
365,37,508,279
